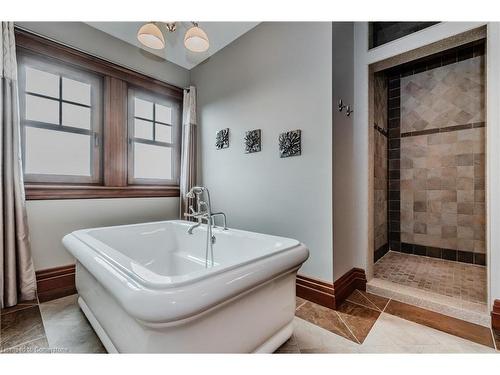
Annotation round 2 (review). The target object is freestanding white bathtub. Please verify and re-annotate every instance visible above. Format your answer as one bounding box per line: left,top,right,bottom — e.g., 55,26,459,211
62,220,309,353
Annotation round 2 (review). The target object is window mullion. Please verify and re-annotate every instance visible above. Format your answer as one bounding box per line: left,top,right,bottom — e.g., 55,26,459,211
103,76,128,187
58,76,62,126
152,103,156,141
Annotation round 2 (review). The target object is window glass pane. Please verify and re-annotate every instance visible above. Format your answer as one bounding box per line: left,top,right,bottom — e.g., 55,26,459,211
155,104,172,124
155,124,172,143
62,77,91,105
25,67,59,98
133,143,172,180
134,119,153,140
62,103,91,130
369,22,439,49
24,127,91,176
134,97,153,119
25,94,59,124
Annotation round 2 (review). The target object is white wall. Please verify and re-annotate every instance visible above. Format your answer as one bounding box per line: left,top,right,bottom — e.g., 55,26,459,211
27,198,179,270
13,22,188,271
486,23,500,305
190,22,333,281
14,22,190,88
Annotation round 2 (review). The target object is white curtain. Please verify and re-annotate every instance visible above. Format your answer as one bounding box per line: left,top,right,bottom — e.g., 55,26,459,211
179,86,197,219
1,22,36,308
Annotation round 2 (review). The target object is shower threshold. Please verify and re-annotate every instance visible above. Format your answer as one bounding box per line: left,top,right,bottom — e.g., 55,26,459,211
368,251,490,327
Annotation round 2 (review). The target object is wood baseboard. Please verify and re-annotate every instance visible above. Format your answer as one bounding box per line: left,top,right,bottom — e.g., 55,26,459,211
296,275,335,309
333,267,367,306
296,268,367,310
36,264,77,303
492,299,500,331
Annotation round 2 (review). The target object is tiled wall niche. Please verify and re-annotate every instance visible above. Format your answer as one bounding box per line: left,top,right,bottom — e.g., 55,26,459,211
375,39,486,266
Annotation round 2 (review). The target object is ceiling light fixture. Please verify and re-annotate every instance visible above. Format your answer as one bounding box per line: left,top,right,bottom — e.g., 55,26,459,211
137,21,210,53
184,22,210,52
137,22,165,50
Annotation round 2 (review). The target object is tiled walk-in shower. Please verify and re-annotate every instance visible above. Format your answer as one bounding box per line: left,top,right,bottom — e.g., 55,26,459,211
374,251,486,304
372,39,487,323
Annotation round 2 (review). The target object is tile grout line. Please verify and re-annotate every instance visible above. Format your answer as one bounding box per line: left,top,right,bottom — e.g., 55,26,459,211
345,296,381,313
0,303,38,317
334,310,361,345
339,290,394,346
381,297,392,313
363,293,392,344
0,331,47,353
295,300,308,311
294,300,362,345
356,290,384,312
375,248,393,264
356,302,388,345
489,328,497,351
38,305,52,349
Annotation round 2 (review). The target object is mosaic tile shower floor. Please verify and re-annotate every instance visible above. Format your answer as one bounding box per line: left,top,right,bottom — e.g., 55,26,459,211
373,251,486,305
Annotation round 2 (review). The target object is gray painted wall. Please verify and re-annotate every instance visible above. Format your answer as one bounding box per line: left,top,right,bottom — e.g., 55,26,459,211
331,23,355,280
191,22,333,281
14,22,188,270
15,22,190,88
16,22,339,282
27,198,179,270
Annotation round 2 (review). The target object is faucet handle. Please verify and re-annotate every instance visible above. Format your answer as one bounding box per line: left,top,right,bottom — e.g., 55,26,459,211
189,205,196,214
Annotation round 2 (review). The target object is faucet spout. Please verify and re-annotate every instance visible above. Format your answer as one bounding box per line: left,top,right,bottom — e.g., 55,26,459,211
183,186,219,267
183,187,229,266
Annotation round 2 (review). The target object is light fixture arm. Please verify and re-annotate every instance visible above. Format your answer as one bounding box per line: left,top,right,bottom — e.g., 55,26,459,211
163,22,177,33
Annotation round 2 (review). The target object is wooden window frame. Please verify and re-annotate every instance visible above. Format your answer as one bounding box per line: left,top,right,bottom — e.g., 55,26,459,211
127,87,181,186
18,51,103,184
15,29,182,200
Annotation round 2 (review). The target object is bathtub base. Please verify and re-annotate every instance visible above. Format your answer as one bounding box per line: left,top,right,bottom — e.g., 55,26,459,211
253,321,294,353
79,295,293,354
78,297,118,353
76,263,296,353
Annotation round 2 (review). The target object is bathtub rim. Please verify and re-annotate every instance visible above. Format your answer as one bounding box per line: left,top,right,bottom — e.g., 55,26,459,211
66,219,301,290
63,220,309,324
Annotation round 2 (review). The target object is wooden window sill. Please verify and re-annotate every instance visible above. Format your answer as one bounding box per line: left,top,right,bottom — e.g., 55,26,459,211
25,184,180,200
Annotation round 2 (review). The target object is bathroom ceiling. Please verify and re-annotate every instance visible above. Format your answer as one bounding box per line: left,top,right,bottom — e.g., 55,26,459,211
85,22,259,70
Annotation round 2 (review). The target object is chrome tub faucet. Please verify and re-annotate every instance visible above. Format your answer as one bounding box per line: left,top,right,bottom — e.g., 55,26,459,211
183,186,227,267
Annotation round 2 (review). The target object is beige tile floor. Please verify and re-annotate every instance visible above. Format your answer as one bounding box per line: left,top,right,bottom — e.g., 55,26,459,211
373,251,486,304
2,293,495,353
39,294,106,353
278,314,496,353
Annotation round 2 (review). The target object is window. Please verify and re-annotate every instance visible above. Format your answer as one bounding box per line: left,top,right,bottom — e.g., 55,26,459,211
18,52,102,183
15,29,183,199
369,22,440,49
128,88,180,185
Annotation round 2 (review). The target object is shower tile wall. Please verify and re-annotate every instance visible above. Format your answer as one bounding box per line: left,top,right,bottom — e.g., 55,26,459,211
385,41,486,265
401,57,484,133
374,74,388,262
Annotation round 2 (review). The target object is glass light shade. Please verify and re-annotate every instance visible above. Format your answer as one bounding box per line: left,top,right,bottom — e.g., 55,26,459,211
137,23,165,50
184,26,209,52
